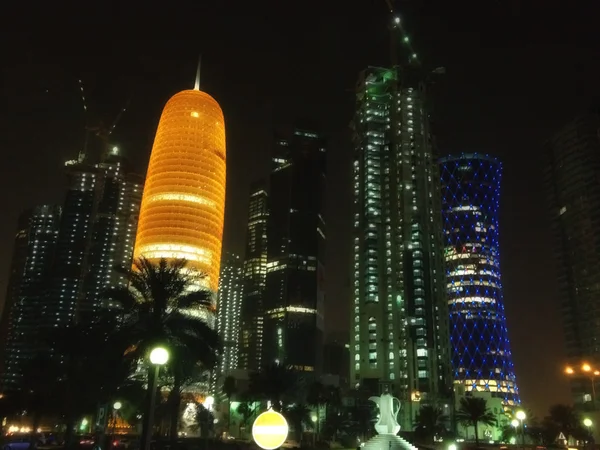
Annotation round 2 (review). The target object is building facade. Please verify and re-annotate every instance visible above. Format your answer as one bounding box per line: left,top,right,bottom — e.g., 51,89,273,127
0,205,62,391
239,181,268,372
350,66,450,428
262,126,327,375
46,147,142,326
134,84,227,316
543,110,600,406
216,252,244,374
0,146,142,391
440,153,519,407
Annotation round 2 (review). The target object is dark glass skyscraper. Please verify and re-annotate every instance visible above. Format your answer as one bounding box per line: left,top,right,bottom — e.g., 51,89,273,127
0,205,62,391
47,147,142,325
262,126,326,375
216,252,244,374
543,110,600,406
440,153,519,407
239,181,268,372
350,66,450,428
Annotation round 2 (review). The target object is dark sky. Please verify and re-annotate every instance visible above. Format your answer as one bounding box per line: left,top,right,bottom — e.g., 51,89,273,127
3,0,599,417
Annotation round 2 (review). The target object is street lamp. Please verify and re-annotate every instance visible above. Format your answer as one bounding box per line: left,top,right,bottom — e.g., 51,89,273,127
141,347,170,450
584,418,593,444
516,411,526,448
511,418,519,442
111,401,122,444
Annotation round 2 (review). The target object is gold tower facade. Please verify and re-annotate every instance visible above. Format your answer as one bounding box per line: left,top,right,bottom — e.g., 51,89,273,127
134,89,226,294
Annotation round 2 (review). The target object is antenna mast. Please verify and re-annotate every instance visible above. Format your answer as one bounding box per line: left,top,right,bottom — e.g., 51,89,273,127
194,55,202,91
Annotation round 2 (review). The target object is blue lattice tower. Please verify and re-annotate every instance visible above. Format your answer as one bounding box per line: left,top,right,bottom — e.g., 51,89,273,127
439,153,520,406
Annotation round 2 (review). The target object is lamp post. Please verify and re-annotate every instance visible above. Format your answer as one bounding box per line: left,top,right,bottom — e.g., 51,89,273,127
511,419,519,445
311,414,317,446
584,418,593,445
516,411,526,448
141,347,169,450
565,364,599,407
111,401,122,447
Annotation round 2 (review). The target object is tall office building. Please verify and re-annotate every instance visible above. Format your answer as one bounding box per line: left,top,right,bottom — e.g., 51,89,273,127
262,127,326,375
84,150,143,314
0,146,142,391
440,153,519,407
0,205,62,391
543,110,600,405
46,147,142,327
239,182,268,371
350,66,450,427
216,252,244,374
134,72,226,327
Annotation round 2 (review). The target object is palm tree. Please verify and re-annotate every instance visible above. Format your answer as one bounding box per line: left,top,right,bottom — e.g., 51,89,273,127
307,381,326,439
107,257,221,443
284,403,314,446
543,404,582,441
414,404,448,443
455,397,496,447
248,362,298,411
236,401,258,438
222,376,237,431
45,319,133,446
18,354,61,446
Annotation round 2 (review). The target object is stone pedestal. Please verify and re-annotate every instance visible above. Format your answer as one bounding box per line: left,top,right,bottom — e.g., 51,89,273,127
363,434,419,450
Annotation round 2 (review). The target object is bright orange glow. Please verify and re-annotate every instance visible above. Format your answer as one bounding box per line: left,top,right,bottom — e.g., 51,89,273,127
565,366,575,374
134,89,226,293
582,363,592,372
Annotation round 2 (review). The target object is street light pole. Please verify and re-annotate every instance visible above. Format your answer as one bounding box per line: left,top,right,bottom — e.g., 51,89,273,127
516,411,526,449
111,401,122,448
140,347,169,450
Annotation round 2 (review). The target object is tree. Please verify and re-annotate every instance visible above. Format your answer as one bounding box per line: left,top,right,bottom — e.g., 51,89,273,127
107,257,221,444
542,404,585,443
455,397,496,447
222,376,237,431
307,382,326,440
284,403,314,445
17,354,62,446
248,362,299,411
414,404,448,443
236,401,258,438
196,403,215,437
44,319,134,446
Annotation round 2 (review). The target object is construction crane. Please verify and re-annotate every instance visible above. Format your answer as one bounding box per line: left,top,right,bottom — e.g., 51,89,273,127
77,78,132,162
382,0,421,67
382,0,446,78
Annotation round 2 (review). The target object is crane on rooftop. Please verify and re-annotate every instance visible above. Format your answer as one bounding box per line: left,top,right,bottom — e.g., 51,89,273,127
77,78,132,162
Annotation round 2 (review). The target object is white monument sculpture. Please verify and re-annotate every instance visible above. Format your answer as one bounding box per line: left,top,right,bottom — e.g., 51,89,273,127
362,392,418,450
369,393,401,435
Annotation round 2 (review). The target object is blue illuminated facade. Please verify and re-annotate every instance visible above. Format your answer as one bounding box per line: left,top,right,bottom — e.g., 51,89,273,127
439,153,519,406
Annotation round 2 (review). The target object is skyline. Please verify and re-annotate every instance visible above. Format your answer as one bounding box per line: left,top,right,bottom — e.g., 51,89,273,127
3,1,600,414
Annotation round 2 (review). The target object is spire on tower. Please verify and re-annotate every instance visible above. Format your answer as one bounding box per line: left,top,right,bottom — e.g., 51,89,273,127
194,55,202,91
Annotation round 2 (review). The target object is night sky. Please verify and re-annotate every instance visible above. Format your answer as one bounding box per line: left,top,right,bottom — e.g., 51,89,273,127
3,0,599,416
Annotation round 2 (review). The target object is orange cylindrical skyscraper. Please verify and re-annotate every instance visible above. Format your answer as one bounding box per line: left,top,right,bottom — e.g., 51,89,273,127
134,67,226,296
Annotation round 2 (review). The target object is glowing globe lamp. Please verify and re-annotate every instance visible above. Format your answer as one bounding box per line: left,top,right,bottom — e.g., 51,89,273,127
149,347,169,365
252,410,289,450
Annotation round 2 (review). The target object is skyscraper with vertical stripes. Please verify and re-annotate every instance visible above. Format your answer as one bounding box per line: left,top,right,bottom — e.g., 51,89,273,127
350,66,451,429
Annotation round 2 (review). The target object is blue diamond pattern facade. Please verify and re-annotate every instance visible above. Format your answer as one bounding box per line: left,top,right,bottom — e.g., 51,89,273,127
439,153,519,406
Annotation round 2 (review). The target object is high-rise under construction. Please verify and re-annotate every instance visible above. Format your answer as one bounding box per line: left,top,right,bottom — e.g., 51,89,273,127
349,64,451,428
